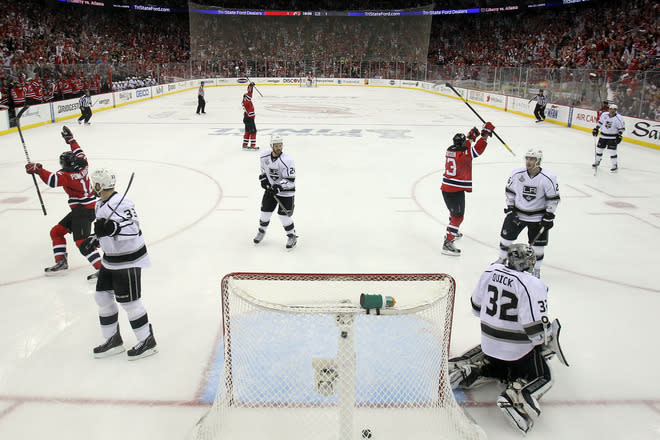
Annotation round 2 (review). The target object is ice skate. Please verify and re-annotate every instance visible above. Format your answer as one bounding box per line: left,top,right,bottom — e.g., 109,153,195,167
127,324,158,360
93,328,124,358
87,270,99,282
286,233,298,249
253,229,266,244
44,254,68,276
610,165,618,173
441,239,460,256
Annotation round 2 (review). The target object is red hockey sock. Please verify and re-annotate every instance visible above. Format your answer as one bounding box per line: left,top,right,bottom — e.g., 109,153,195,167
445,216,464,241
50,224,69,261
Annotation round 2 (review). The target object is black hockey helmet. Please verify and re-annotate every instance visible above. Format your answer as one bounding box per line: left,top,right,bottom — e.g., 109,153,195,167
452,133,467,149
59,151,87,172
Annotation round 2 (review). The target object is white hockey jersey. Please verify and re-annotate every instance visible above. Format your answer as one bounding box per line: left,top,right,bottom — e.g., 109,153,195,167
471,263,549,361
505,167,560,222
95,192,151,270
596,112,625,140
260,149,296,197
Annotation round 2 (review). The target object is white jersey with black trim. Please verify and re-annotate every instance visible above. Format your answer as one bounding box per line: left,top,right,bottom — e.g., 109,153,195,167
95,192,151,270
471,263,549,361
505,167,560,222
596,112,625,139
260,149,296,197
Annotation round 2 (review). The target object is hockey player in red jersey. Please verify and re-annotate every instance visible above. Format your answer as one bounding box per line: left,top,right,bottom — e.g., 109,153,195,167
440,121,495,256
242,82,258,150
25,126,102,280
596,100,609,121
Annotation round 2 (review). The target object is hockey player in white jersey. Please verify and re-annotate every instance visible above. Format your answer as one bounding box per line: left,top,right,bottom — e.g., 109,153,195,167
253,135,298,249
448,244,568,434
495,149,560,278
79,169,157,360
592,103,625,172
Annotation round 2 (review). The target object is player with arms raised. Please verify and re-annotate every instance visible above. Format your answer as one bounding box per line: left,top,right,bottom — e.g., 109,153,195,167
253,135,297,249
241,82,257,150
441,121,494,256
25,126,101,280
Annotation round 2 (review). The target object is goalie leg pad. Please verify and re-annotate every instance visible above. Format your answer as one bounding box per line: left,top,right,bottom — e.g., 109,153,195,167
542,318,569,366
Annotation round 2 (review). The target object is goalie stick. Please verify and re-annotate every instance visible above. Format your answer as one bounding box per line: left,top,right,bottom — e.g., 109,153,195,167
445,83,515,156
16,105,48,216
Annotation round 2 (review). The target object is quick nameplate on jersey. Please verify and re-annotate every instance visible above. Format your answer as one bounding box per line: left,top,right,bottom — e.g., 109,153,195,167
522,185,537,201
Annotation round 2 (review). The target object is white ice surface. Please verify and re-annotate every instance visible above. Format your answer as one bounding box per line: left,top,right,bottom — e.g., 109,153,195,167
1,85,659,439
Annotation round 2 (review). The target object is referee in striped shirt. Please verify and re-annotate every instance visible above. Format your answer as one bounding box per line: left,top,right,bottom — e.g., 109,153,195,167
78,90,93,125
529,89,547,122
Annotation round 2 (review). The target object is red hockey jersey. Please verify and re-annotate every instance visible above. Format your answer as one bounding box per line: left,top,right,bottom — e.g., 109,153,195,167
242,87,255,118
441,138,488,193
36,140,96,210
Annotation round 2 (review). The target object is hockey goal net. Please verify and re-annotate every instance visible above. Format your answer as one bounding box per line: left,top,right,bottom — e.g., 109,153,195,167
300,76,318,87
189,272,486,440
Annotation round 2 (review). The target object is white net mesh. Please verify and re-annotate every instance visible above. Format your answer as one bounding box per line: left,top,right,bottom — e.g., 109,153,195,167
190,273,486,440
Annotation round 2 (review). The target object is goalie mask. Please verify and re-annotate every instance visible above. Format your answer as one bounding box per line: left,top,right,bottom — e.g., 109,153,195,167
91,168,116,196
506,243,536,272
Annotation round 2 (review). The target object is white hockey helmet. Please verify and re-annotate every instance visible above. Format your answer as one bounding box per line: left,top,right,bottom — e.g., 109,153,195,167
608,103,618,110
525,148,543,168
91,168,116,191
506,243,536,272
270,134,284,149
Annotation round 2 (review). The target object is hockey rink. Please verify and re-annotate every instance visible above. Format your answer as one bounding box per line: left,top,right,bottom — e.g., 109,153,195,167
0,83,659,439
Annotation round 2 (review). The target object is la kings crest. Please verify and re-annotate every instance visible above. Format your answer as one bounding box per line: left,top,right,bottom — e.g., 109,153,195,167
522,185,538,201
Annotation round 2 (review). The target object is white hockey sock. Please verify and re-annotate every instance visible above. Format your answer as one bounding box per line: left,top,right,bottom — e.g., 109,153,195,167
95,290,119,339
121,299,150,342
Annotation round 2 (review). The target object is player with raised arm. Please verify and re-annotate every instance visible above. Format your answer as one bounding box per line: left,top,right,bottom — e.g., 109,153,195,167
495,149,560,278
592,103,625,172
448,244,568,434
79,169,157,360
241,82,257,150
253,135,297,249
441,122,494,256
25,126,101,280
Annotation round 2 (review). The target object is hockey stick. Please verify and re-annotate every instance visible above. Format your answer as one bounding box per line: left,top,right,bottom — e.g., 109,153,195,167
273,193,293,217
593,137,599,176
445,83,515,156
16,105,47,216
243,74,263,98
107,172,135,220
530,226,545,246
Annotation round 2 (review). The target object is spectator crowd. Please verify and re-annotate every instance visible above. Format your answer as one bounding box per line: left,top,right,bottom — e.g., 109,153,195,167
1,0,658,119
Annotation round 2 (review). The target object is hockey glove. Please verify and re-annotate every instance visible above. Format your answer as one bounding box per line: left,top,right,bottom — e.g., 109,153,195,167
25,163,42,174
79,236,100,255
94,219,121,237
61,126,74,144
592,127,599,137
271,184,284,194
504,206,520,225
615,133,622,144
467,127,480,141
541,212,555,230
259,173,271,190
481,121,495,137
249,82,255,87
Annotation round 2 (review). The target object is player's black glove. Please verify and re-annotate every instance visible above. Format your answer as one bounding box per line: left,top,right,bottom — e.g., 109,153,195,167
94,219,121,237
79,235,100,255
259,173,271,190
504,206,520,225
61,126,74,144
272,184,283,194
541,212,555,230
592,127,599,137
615,133,622,144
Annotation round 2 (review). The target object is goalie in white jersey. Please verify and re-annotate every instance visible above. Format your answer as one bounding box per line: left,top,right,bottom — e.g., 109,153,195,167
448,244,568,434
79,169,157,360
592,103,625,172
496,149,560,278
253,135,298,249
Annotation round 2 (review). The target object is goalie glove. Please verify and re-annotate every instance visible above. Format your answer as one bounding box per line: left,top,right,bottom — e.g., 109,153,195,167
94,218,121,237
542,318,569,366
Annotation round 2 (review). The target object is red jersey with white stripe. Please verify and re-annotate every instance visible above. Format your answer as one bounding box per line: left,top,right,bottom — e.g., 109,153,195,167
441,138,488,193
35,140,96,210
242,86,255,118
